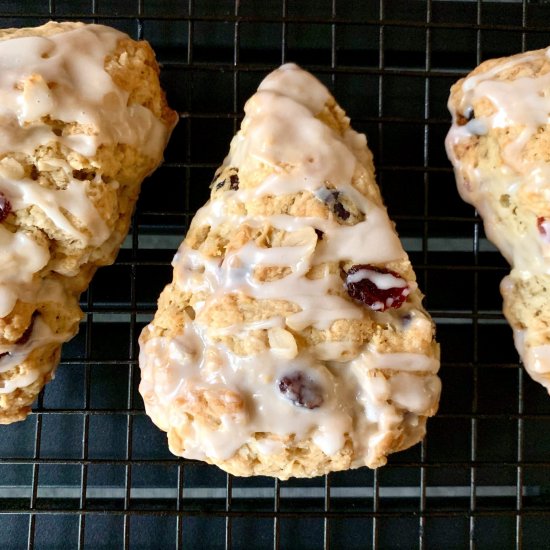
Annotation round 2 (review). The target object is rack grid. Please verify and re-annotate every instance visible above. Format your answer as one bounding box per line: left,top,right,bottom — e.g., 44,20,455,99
1,1,550,548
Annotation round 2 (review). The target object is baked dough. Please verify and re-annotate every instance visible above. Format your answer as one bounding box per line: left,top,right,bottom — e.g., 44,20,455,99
446,47,550,392
139,64,440,479
0,22,176,423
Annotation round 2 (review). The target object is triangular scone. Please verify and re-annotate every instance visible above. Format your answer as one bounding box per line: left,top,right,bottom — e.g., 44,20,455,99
139,64,440,479
446,48,550,392
0,22,176,423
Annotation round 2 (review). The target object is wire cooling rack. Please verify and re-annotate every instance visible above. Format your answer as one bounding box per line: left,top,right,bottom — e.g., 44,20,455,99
2,1,550,548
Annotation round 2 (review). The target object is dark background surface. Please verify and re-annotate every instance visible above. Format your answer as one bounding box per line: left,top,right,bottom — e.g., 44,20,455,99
1,1,550,548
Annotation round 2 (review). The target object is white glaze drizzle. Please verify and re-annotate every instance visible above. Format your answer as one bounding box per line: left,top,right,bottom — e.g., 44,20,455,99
446,48,550,271
0,172,109,245
446,48,550,388
0,23,173,393
139,328,440,463
0,23,171,316
140,64,439,467
0,25,167,159
355,349,440,373
347,269,407,289
0,225,50,317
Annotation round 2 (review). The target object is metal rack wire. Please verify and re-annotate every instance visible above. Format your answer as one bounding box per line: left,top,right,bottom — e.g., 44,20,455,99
1,0,550,548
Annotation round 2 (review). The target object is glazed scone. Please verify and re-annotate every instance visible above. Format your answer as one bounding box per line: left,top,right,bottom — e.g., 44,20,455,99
139,64,440,479
446,47,550,392
0,22,176,423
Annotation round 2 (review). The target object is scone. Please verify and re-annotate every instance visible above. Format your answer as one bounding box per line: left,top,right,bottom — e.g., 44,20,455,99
139,63,440,479
0,22,176,423
446,48,550,392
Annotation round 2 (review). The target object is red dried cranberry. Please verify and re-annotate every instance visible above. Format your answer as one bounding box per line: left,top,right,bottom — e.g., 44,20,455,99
345,264,410,311
0,192,11,223
229,173,239,190
317,188,351,221
278,371,323,409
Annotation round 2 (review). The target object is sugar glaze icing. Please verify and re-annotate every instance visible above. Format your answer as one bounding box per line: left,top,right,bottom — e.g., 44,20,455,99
0,23,172,391
446,48,550,387
446,49,550,271
140,64,440,468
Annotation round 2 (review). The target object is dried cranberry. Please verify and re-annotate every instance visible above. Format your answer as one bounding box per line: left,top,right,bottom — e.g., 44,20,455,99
229,173,239,190
328,191,350,220
214,170,239,191
317,188,351,221
333,202,350,220
0,192,11,223
345,264,410,311
278,371,323,409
